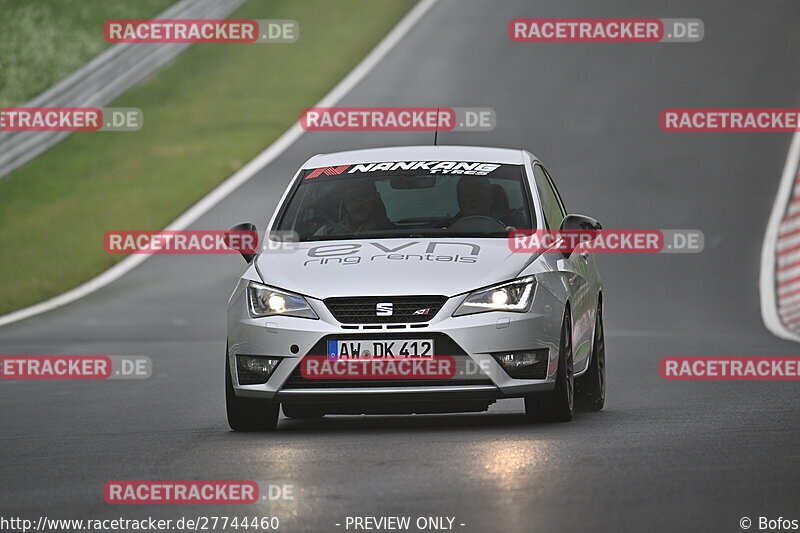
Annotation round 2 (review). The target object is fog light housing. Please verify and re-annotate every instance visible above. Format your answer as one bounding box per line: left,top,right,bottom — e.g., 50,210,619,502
236,355,281,385
491,349,549,379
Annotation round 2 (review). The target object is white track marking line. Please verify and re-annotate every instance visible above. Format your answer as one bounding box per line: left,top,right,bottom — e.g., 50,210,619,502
0,0,440,329
760,129,800,342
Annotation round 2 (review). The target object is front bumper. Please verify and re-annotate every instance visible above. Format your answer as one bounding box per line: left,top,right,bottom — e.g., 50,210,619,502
227,281,565,404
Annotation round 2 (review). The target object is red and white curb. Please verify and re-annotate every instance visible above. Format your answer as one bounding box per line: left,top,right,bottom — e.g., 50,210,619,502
761,130,800,341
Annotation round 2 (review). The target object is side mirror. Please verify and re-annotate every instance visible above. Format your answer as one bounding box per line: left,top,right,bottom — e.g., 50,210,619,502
559,214,602,257
225,222,258,264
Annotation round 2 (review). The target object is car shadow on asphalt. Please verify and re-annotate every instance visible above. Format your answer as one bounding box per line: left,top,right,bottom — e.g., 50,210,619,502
228,409,608,436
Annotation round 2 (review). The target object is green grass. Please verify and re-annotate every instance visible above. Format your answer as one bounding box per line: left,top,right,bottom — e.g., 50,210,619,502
0,0,177,107
0,0,416,315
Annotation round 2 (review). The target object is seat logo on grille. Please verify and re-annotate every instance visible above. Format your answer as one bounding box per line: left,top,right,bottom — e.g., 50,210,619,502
376,302,393,316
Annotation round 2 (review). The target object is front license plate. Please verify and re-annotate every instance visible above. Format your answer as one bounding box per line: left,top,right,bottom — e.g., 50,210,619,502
327,339,434,359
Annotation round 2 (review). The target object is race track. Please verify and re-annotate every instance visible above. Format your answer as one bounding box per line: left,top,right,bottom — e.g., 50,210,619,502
2,0,800,531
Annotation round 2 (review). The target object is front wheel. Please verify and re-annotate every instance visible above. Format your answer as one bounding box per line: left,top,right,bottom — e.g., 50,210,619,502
524,312,574,422
576,303,605,411
225,349,279,431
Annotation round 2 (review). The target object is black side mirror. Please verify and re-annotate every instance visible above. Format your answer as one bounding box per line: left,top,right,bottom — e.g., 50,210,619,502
559,214,602,257
225,222,258,264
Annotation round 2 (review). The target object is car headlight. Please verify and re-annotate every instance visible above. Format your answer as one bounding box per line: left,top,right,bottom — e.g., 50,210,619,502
453,276,536,316
247,282,318,319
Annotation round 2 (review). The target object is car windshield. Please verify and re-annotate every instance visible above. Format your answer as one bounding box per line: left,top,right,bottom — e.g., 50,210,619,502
275,162,535,241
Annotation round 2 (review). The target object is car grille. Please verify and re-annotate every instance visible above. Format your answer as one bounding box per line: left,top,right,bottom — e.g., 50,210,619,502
324,295,447,323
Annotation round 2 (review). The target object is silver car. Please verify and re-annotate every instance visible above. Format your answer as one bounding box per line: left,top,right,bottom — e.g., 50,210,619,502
225,146,605,430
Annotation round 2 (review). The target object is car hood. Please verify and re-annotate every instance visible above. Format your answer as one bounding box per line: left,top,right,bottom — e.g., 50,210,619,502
254,238,537,299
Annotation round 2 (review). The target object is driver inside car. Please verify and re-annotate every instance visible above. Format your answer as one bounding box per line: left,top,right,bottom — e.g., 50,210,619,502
314,181,394,236
456,175,494,217
449,176,516,230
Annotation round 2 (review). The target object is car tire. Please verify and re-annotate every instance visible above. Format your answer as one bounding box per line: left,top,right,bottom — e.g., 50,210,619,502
282,404,325,419
225,349,279,431
576,302,606,412
524,311,574,422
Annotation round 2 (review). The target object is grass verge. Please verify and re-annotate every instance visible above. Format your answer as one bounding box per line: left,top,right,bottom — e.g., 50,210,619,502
0,0,176,107
0,0,416,315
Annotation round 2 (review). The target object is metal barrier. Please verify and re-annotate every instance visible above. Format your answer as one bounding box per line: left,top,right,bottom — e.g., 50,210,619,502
0,0,248,179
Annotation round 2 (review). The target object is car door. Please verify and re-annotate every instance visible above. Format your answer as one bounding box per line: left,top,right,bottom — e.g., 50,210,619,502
532,163,595,371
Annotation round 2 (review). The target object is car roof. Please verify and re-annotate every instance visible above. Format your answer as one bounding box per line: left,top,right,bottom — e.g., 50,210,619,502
303,145,533,168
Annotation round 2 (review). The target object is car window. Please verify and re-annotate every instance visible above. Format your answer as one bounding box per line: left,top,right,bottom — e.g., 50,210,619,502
542,165,567,218
532,163,566,229
275,163,535,241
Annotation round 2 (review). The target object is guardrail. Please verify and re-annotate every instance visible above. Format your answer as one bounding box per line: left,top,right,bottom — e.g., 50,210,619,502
0,0,248,179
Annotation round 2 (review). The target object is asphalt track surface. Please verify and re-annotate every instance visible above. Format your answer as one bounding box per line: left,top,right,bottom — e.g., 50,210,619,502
2,1,800,532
